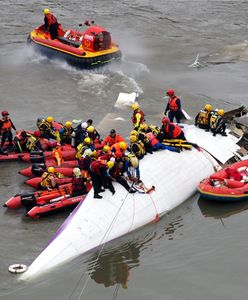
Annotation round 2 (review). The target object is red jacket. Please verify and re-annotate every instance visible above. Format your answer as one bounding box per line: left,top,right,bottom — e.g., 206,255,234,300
102,134,125,147
45,13,57,27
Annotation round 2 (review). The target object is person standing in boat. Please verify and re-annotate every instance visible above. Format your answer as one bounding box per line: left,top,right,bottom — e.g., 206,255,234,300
43,8,59,40
164,89,183,123
0,111,16,149
71,168,87,197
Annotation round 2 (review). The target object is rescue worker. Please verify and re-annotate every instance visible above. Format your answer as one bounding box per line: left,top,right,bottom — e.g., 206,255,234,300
25,133,43,152
210,109,227,137
59,121,74,144
89,160,115,199
87,126,101,142
40,166,59,190
164,89,183,123
72,121,88,147
76,137,95,159
129,135,146,159
102,129,125,147
71,168,87,197
110,141,128,160
43,8,58,40
109,159,136,193
79,148,96,172
160,117,186,140
146,130,180,152
13,131,43,153
122,152,141,183
131,103,145,129
0,111,16,148
37,116,57,139
195,104,213,130
137,124,153,154
52,143,63,166
98,145,114,162
13,131,29,153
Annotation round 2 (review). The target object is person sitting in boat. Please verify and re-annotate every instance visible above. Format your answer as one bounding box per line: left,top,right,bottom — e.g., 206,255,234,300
71,168,87,197
40,166,64,190
89,160,115,199
195,104,213,130
52,143,63,166
102,129,125,147
131,103,145,130
164,89,183,123
76,137,95,160
13,131,41,153
59,121,74,144
37,116,58,140
159,117,186,141
110,141,128,160
210,109,227,137
0,110,16,149
129,135,146,160
43,8,59,40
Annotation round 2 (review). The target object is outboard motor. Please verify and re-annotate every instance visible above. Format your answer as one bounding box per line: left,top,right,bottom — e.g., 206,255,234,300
31,163,46,177
21,194,36,212
30,150,45,163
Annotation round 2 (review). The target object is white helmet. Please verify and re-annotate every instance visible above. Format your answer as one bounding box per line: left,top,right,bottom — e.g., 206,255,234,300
81,122,88,129
83,148,92,157
73,168,81,177
110,157,116,163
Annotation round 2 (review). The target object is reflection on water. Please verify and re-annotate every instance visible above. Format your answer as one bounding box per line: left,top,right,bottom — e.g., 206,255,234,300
89,241,141,289
86,211,185,292
198,196,248,219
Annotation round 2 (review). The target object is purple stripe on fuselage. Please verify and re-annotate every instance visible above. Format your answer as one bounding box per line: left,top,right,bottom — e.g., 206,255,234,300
42,195,87,250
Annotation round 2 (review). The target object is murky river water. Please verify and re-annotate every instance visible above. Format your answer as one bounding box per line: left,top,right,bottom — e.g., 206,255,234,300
0,1,248,299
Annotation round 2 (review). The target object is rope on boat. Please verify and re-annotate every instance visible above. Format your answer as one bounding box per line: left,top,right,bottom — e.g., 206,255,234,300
68,189,131,300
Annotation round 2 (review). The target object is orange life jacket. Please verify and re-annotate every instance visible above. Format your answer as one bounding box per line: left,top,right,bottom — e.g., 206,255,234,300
168,96,179,111
102,134,124,147
110,142,127,158
163,123,183,138
1,117,12,132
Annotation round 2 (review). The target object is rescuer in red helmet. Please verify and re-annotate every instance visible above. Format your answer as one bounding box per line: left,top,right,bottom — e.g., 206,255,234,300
0,111,16,149
160,116,186,140
164,89,183,123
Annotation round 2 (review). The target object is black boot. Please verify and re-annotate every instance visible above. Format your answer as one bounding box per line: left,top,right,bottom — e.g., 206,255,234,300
94,193,102,199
